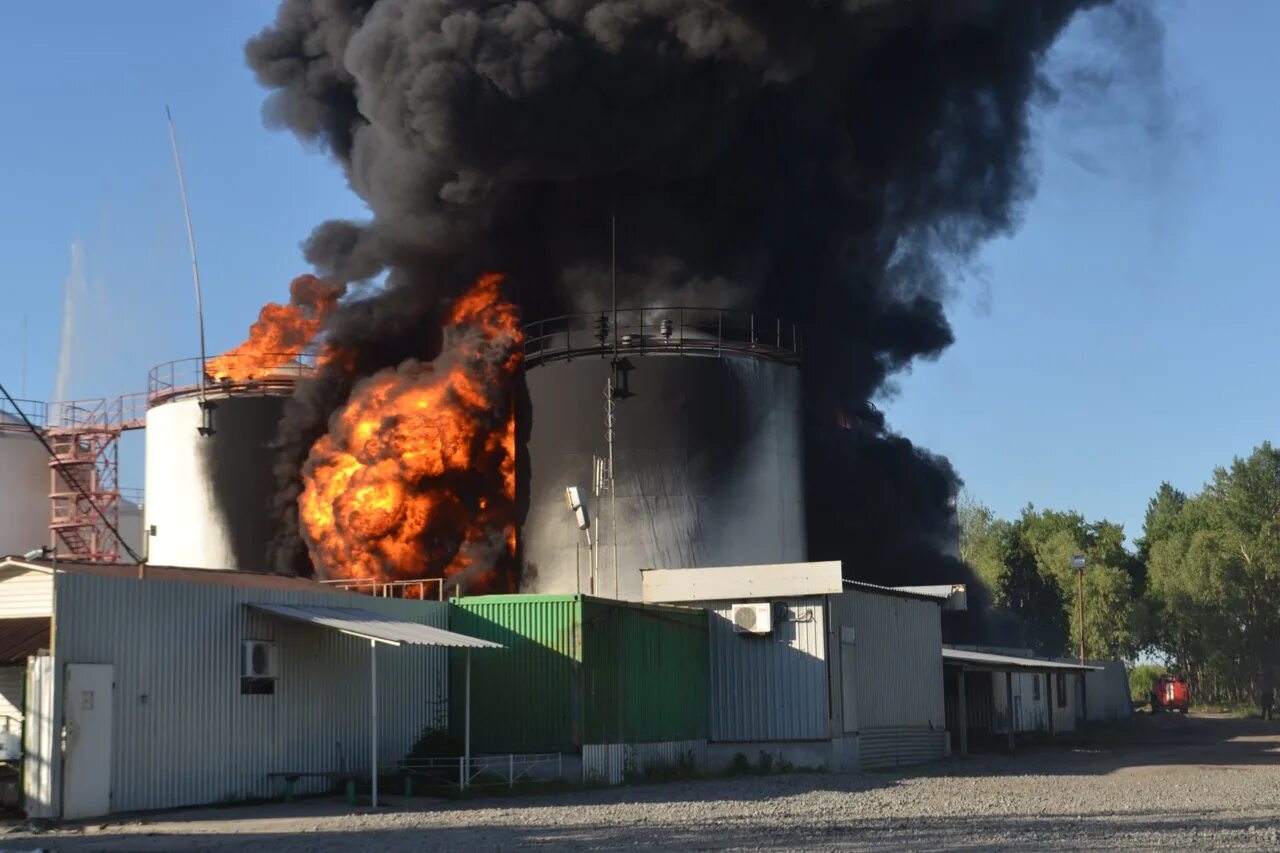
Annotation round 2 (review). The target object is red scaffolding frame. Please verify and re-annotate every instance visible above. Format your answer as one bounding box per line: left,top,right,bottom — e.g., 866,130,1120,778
42,395,147,563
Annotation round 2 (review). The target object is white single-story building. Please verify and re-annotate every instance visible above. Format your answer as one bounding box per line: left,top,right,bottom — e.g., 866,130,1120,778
642,561,965,772
0,557,496,820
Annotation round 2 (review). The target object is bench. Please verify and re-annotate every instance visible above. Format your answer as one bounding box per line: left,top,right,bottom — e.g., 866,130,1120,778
267,771,363,806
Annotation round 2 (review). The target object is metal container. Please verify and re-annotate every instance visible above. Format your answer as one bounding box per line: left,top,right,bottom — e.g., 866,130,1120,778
449,594,708,753
0,413,51,558
144,393,287,570
519,310,805,600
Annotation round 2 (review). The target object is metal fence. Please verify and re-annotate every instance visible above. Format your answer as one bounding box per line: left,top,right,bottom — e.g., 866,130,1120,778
523,308,801,367
392,753,563,792
319,578,446,601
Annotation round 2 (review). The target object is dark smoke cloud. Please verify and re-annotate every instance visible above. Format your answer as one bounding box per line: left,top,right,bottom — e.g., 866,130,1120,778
247,0,1110,609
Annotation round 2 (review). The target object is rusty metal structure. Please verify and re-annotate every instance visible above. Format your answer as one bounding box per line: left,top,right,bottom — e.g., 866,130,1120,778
0,396,146,564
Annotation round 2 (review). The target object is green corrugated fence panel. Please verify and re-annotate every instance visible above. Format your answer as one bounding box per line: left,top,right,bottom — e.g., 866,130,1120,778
582,599,709,744
449,596,583,753
451,595,708,753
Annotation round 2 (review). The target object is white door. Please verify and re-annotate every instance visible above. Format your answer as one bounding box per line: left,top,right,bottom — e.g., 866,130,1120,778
63,663,113,819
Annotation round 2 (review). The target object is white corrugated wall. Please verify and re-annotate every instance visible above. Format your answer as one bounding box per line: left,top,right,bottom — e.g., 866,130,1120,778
0,566,53,618
829,590,946,769
705,597,828,742
52,573,449,815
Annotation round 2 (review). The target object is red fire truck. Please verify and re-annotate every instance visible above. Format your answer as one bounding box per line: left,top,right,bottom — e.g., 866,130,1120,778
1150,674,1190,713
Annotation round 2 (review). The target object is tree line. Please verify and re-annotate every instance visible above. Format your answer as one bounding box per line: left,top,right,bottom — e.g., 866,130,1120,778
960,442,1280,705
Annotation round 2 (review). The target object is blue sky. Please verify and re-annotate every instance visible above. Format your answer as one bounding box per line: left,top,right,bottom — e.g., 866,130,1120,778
0,3,1270,545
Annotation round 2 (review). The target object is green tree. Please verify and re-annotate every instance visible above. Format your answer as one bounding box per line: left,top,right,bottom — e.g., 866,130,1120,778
1142,444,1280,704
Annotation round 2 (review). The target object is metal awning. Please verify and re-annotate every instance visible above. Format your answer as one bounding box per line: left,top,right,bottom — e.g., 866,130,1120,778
0,617,50,663
943,647,1100,673
249,602,501,807
248,603,502,648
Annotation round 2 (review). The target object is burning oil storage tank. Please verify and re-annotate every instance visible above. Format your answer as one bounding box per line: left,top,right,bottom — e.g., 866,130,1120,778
0,405,50,557
144,357,307,571
520,309,805,600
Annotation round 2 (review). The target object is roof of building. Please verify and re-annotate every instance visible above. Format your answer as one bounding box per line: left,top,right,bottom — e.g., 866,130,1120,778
642,561,844,603
0,617,50,663
0,558,342,594
248,604,503,648
943,647,1101,673
843,579,961,604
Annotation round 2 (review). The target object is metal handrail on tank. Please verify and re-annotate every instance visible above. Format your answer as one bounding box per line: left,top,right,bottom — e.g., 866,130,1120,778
522,307,801,368
0,397,48,431
147,352,319,407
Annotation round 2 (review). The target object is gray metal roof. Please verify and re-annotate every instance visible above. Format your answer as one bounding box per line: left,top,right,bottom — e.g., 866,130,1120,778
943,647,1100,673
248,603,503,648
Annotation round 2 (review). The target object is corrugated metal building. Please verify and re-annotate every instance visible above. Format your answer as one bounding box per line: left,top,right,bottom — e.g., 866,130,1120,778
644,562,953,772
448,595,708,781
0,558,458,819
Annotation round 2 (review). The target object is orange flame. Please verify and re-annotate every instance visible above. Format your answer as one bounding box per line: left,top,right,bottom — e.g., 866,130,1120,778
298,273,521,592
205,274,346,382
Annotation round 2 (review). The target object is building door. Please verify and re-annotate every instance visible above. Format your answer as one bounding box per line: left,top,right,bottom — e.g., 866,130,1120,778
62,663,113,819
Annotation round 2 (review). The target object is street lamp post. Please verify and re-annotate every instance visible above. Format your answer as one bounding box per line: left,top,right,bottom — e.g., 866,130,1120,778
1072,554,1087,665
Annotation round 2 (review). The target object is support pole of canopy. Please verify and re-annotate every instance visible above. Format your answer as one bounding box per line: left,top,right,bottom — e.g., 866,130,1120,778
957,668,968,757
1006,671,1015,753
371,639,379,808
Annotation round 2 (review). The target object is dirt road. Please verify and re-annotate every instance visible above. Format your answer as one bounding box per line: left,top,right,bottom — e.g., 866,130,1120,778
5,713,1279,852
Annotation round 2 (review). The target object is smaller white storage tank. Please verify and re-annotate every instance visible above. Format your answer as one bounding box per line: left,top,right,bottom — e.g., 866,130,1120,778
0,412,50,558
144,357,307,571
144,392,288,571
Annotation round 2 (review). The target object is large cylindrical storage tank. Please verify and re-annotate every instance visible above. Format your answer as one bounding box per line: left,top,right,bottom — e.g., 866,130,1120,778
520,316,805,600
0,414,50,557
144,392,287,570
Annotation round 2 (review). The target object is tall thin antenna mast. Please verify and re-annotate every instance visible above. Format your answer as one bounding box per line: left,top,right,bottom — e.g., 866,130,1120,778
608,200,619,598
166,106,209,403
20,314,28,398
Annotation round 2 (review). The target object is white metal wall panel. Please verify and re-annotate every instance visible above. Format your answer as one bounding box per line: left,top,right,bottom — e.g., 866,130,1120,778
830,591,945,731
1083,661,1133,721
23,655,56,818
706,597,827,742
0,567,53,618
52,573,450,814
858,729,947,770
582,739,707,785
0,666,23,725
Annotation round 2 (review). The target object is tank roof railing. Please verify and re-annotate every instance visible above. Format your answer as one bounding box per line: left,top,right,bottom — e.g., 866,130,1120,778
1,395,148,434
0,397,48,432
522,307,801,368
147,352,319,408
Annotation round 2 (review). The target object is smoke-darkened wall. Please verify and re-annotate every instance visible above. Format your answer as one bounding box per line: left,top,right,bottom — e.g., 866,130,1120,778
246,1,1116,617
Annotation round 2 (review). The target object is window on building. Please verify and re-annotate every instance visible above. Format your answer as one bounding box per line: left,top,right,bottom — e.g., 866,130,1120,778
1033,675,1041,701
1056,673,1068,707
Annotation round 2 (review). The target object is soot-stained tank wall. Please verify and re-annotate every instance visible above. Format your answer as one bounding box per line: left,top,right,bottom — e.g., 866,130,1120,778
144,394,286,570
521,355,805,600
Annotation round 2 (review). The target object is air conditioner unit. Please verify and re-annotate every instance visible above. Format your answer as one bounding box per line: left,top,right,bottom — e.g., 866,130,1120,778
241,640,278,678
731,603,772,635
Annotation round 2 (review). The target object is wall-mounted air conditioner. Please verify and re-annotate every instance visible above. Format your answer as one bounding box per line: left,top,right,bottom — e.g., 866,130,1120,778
731,603,772,635
241,640,279,679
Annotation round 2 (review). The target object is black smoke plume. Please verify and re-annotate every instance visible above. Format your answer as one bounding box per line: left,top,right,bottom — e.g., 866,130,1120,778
247,0,1104,621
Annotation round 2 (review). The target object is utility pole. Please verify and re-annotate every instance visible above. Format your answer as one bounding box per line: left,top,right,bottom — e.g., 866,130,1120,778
1072,554,1087,664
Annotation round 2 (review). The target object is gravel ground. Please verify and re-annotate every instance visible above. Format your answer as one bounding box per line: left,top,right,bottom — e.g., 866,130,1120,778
6,714,1280,852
